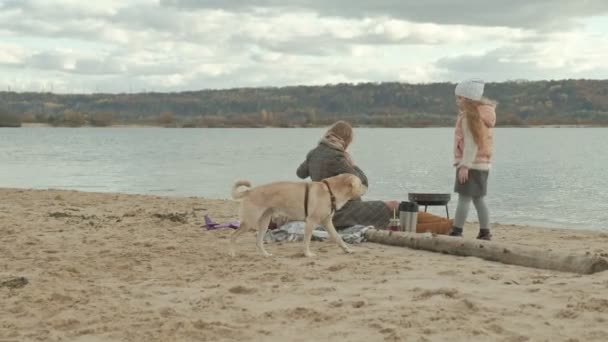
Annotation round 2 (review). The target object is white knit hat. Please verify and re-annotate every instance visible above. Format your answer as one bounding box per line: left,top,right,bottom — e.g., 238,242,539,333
455,78,485,101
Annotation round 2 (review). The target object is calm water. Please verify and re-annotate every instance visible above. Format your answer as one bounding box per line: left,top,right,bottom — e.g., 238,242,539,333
1,127,607,231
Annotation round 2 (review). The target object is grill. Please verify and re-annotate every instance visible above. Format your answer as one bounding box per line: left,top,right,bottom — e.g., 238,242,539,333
408,193,451,218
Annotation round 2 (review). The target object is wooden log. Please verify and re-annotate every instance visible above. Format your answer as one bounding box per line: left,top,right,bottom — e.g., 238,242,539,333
364,229,608,274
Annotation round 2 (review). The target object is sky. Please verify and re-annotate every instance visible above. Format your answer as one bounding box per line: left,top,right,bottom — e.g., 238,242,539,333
1,0,608,93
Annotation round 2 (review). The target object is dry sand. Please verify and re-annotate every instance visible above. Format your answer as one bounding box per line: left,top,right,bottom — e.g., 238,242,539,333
1,188,607,342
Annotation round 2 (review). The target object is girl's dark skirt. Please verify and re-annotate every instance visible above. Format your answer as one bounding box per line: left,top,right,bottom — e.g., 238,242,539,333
454,169,489,197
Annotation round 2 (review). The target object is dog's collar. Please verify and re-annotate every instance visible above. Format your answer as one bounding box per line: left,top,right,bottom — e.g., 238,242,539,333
322,180,337,214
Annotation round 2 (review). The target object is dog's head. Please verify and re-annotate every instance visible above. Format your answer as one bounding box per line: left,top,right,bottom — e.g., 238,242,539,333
326,173,367,199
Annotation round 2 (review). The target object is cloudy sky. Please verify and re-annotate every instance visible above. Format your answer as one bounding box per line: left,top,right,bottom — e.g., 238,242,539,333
1,0,608,93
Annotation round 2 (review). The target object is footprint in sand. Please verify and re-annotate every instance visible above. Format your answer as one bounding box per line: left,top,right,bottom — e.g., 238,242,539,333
570,297,608,313
327,264,347,272
228,285,257,294
488,274,502,280
0,277,29,289
284,306,332,322
49,293,74,303
412,288,459,301
308,286,336,296
351,300,366,308
460,299,480,312
280,274,296,283
328,299,343,308
519,303,544,310
51,318,80,330
555,309,579,319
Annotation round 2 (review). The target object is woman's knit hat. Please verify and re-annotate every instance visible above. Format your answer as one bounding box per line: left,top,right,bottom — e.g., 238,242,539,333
455,78,485,101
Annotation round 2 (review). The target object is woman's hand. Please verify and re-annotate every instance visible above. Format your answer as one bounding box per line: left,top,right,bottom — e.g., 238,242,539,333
458,166,469,184
384,200,399,212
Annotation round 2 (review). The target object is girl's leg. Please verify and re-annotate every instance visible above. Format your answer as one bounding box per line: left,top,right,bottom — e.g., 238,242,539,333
472,196,490,229
451,194,472,236
472,196,491,240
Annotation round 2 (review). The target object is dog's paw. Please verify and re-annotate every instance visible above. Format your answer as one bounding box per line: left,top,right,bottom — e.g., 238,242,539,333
304,251,317,258
343,248,354,254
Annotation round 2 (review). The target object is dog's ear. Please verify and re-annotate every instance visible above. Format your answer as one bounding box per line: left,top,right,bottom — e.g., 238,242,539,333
349,175,366,195
349,175,360,189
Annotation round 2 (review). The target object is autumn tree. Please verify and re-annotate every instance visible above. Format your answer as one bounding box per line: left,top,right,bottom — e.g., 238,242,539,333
158,111,175,127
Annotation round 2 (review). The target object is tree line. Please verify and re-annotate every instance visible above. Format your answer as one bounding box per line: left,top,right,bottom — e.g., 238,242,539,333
1,79,608,127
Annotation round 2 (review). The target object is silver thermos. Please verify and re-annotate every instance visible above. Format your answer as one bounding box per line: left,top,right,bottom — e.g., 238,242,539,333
399,201,418,232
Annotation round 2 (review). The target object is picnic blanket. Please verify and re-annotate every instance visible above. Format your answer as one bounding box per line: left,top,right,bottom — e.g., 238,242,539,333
264,221,373,244
203,215,372,244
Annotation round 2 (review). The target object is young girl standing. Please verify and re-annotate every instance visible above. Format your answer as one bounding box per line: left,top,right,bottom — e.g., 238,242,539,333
449,79,497,240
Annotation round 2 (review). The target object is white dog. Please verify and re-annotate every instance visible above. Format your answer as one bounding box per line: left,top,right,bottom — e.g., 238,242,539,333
230,173,367,257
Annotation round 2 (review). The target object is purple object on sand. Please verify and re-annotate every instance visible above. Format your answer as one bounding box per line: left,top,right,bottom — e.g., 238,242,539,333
203,214,240,230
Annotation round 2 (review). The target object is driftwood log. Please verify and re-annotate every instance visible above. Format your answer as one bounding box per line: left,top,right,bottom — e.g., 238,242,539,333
364,229,608,274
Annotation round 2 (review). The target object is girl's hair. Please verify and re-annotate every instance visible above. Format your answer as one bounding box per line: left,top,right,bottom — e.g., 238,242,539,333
325,120,353,147
459,97,496,147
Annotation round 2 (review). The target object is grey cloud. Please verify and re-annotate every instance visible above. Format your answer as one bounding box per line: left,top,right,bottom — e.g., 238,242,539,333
225,21,456,59
19,51,183,77
90,60,383,92
0,14,108,45
111,4,183,32
0,2,175,44
73,58,125,75
26,52,70,71
435,47,608,82
246,33,447,58
125,62,186,77
0,0,528,66
1,0,606,93
0,0,114,20
240,35,350,56
160,0,608,29
24,52,124,75
437,48,543,80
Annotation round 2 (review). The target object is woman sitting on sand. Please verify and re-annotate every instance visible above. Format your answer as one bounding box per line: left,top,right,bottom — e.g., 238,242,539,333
296,120,452,232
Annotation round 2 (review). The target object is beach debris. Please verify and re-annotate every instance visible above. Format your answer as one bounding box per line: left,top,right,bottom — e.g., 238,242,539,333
413,287,459,301
48,212,98,220
228,285,257,294
0,276,29,289
49,211,70,218
203,214,239,229
122,208,145,217
153,212,189,224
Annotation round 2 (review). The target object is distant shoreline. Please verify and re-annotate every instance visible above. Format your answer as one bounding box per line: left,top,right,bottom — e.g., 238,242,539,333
16,123,605,128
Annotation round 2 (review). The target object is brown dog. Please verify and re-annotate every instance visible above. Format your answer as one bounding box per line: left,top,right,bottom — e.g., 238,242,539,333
230,173,367,257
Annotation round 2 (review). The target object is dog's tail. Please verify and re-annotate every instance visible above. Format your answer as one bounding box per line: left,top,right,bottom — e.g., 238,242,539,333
231,180,252,200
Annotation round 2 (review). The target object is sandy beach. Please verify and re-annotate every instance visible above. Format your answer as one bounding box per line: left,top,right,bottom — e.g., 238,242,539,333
1,188,607,342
